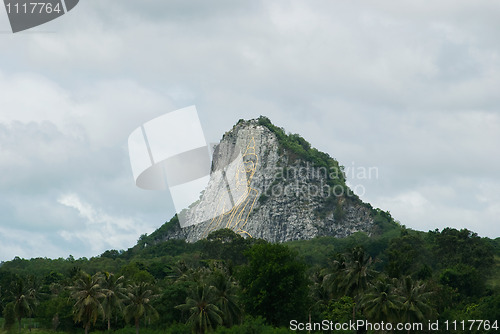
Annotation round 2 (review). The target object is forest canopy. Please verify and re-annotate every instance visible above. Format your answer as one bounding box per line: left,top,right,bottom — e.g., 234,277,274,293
0,223,499,334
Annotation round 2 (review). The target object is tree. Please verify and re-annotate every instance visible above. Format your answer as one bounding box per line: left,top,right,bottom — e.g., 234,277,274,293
386,231,427,278
167,260,191,282
11,277,36,332
70,271,105,334
124,282,159,334
322,252,347,299
101,272,126,330
120,262,155,284
440,264,483,297
154,280,190,326
431,228,494,272
361,276,402,324
469,293,500,325
3,302,16,330
398,276,435,332
38,289,74,332
176,283,223,334
337,247,377,321
322,296,355,325
309,269,331,322
202,229,250,266
238,242,309,327
25,275,44,330
209,265,241,327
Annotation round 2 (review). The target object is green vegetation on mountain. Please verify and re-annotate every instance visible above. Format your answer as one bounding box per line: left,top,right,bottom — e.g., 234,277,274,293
257,116,345,186
257,117,336,166
1,118,498,333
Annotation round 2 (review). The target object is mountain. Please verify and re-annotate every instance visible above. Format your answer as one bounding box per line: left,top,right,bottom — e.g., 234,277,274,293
147,116,391,244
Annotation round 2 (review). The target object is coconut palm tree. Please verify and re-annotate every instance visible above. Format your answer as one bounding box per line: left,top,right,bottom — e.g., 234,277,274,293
309,269,331,328
322,253,347,298
210,270,241,327
11,277,35,332
361,276,403,326
70,271,106,334
101,272,126,331
176,283,223,334
167,260,190,282
398,276,435,333
124,282,159,334
25,275,44,330
338,247,377,321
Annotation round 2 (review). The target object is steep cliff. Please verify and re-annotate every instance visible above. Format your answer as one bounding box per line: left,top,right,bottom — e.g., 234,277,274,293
151,117,376,243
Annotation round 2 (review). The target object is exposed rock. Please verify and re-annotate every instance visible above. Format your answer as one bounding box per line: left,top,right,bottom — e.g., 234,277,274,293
156,117,375,243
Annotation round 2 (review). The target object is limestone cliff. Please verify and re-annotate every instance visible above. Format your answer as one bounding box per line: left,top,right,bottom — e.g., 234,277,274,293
153,117,375,243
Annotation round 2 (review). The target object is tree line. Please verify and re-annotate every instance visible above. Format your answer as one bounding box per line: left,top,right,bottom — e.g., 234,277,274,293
0,225,499,334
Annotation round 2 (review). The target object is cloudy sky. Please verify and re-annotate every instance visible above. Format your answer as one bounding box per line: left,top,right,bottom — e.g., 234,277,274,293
1,0,499,261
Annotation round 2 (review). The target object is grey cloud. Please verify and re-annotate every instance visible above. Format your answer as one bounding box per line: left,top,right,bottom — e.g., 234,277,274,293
1,0,500,260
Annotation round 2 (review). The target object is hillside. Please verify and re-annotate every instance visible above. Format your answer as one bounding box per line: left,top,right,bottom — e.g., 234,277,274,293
146,116,396,245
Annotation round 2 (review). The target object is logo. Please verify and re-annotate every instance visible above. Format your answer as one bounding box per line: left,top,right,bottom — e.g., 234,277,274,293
128,106,257,235
3,0,79,33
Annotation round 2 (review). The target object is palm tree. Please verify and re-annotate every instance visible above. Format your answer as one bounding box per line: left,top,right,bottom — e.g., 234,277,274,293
176,283,223,334
101,272,126,330
70,271,106,334
338,247,377,321
361,276,403,326
309,269,330,325
167,260,190,282
11,277,35,332
25,275,44,330
124,282,159,334
210,270,241,327
322,253,347,298
398,276,435,333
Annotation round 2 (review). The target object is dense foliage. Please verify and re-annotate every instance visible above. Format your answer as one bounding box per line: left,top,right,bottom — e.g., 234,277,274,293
257,116,345,184
0,221,499,334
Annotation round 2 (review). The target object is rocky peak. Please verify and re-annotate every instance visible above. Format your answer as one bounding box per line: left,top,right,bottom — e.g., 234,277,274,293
155,116,375,243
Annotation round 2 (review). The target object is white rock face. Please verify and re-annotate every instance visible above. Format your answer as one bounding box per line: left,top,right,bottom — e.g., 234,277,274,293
161,119,374,243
